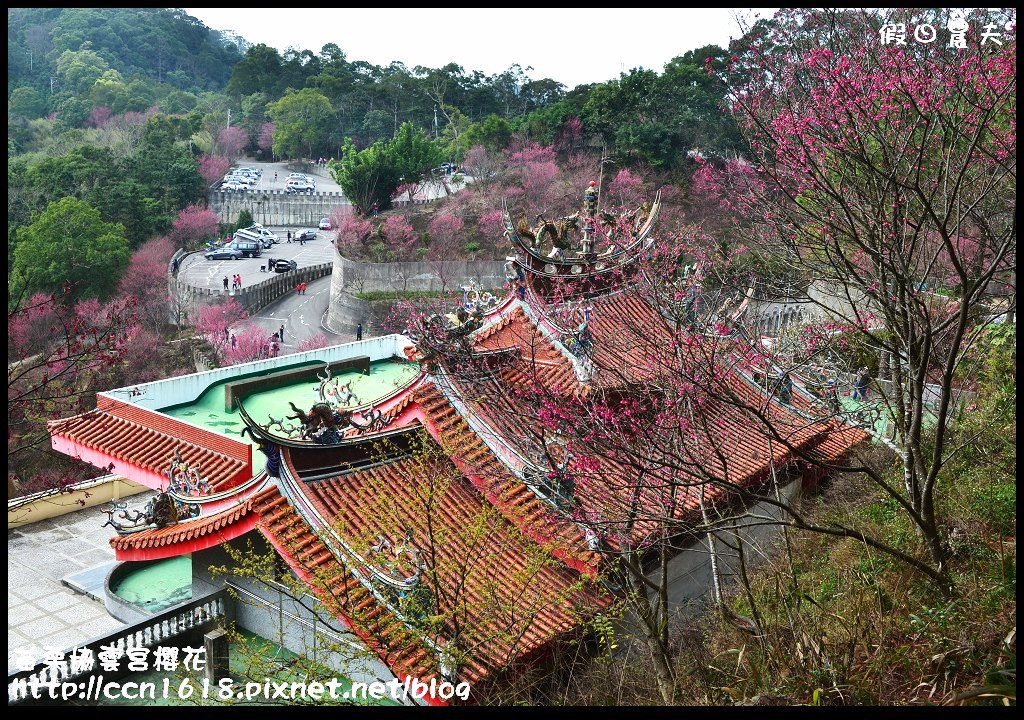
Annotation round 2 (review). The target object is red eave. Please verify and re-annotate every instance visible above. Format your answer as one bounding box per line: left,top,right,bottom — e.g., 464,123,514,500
110,495,262,561
47,396,252,492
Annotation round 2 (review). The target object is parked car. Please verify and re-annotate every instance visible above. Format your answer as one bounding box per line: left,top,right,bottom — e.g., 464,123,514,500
225,240,261,258
286,181,313,194
273,259,298,273
287,173,315,188
221,180,247,192
204,247,243,260
241,225,278,244
233,228,275,250
318,217,332,230
296,228,318,242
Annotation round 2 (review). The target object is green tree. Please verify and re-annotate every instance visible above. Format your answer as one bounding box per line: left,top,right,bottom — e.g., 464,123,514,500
330,138,399,215
386,122,445,185
8,87,48,121
12,197,130,302
265,87,334,159
236,208,254,231
54,46,110,95
459,113,512,156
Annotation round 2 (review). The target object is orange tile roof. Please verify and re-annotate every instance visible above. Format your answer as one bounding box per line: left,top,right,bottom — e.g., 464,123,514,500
586,291,676,387
249,484,444,686
110,494,261,559
296,448,611,688
430,293,870,546
413,383,601,573
473,306,580,394
48,398,251,491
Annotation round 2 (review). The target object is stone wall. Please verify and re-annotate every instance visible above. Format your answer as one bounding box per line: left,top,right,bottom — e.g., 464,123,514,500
334,253,507,294
325,244,507,335
208,189,349,227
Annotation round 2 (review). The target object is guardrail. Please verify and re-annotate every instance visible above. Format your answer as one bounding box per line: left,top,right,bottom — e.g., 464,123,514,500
173,261,333,316
8,589,230,705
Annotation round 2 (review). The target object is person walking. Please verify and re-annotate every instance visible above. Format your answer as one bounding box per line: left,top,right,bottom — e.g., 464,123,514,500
287,231,292,244
237,274,242,289
296,281,302,296
372,203,379,218
230,333,236,348
852,366,871,401
356,322,363,341
223,276,229,291
279,325,285,343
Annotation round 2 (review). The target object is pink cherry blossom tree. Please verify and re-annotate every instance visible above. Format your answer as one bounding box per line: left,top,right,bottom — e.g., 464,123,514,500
217,126,249,160
719,7,1016,586
168,204,221,249
333,206,373,258
191,297,246,364
223,322,279,365
117,235,176,334
198,154,231,186
381,215,417,261
296,333,332,353
257,122,276,158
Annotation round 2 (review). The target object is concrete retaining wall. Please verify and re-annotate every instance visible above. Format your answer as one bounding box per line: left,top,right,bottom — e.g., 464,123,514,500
326,244,507,335
208,189,349,227
651,477,803,609
334,252,506,294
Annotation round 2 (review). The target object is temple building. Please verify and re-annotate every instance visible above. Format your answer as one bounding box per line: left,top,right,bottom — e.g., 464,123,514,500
41,186,867,704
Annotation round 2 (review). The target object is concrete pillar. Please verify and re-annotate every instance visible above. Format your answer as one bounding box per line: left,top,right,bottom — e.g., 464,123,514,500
204,628,229,684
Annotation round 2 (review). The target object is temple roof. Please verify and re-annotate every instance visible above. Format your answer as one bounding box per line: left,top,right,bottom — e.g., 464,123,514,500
288,444,612,689
48,396,251,492
110,489,263,560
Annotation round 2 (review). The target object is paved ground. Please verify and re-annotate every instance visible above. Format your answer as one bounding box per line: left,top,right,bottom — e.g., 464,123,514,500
224,159,344,195
177,229,336,292
7,492,156,672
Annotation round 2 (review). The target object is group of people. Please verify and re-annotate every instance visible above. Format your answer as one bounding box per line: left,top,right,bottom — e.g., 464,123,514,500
296,281,308,295
223,274,242,291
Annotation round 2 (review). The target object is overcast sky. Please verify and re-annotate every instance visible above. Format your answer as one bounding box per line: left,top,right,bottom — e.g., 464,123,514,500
183,8,774,90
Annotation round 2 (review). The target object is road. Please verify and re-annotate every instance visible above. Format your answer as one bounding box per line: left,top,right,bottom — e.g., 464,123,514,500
238,273,353,349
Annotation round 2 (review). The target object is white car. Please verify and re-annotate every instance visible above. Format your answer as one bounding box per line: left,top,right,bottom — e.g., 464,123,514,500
288,173,315,187
286,180,313,193
221,180,247,192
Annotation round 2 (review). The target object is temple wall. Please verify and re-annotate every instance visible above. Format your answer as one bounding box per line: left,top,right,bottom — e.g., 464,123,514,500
648,477,803,609
192,539,411,701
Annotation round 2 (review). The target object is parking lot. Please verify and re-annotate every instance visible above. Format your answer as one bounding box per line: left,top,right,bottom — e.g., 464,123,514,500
178,227,336,291
217,159,345,195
